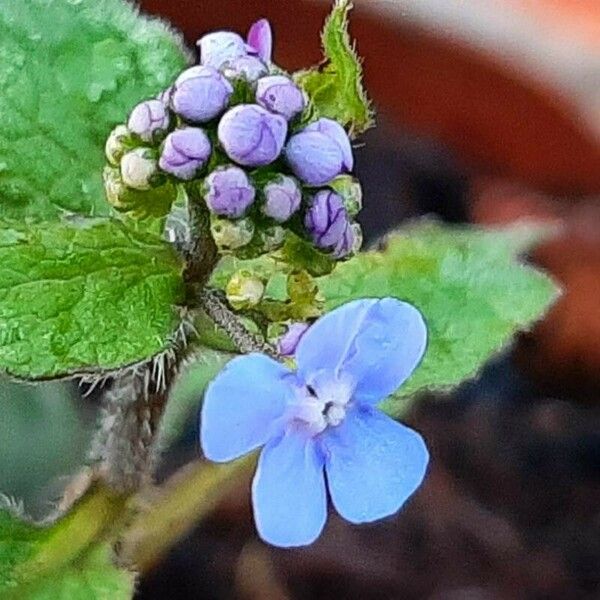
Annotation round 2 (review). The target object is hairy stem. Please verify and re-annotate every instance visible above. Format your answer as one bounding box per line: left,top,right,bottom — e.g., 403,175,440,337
200,288,278,357
184,183,219,294
16,485,127,582
90,362,178,494
91,186,221,494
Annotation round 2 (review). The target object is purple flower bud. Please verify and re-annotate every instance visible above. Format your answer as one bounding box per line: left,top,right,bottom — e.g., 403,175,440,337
332,222,355,259
256,75,305,120
127,99,170,142
171,66,233,123
159,127,211,181
218,104,287,167
204,166,256,218
304,118,354,171
222,55,268,82
247,19,273,63
304,190,351,252
197,31,247,69
156,86,173,106
262,175,301,222
285,131,343,186
278,322,310,357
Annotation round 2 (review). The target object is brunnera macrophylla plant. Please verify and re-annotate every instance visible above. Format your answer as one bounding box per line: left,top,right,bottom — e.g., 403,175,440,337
0,0,557,597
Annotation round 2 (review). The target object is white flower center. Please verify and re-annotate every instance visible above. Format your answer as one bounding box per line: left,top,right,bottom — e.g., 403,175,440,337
292,376,353,436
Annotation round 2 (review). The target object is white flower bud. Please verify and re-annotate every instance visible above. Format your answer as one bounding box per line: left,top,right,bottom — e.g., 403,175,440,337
226,270,265,310
120,148,158,191
105,125,131,167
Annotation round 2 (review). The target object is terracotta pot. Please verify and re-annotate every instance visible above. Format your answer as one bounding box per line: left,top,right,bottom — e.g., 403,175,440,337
141,0,600,195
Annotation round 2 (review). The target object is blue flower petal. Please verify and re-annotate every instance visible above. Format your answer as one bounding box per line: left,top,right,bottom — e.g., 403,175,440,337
323,406,429,524
295,298,427,405
200,353,294,462
252,430,327,547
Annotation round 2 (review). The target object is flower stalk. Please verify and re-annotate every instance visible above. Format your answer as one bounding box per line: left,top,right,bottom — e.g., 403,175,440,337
199,288,277,357
90,362,177,493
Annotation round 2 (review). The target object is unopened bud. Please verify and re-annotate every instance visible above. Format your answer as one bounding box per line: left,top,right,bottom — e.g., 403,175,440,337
226,270,265,309
103,166,176,218
222,55,268,82
120,148,159,191
277,322,310,357
305,119,353,171
211,216,255,250
332,221,356,259
218,104,287,167
262,175,301,223
247,19,273,63
285,118,353,186
256,75,305,121
204,166,256,218
156,86,173,105
260,225,286,252
127,99,170,143
304,190,351,254
103,166,128,209
350,222,363,254
105,125,132,167
159,127,212,181
172,66,233,123
197,31,248,69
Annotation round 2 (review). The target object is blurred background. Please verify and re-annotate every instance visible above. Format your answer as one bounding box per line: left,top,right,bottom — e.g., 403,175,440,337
3,0,599,598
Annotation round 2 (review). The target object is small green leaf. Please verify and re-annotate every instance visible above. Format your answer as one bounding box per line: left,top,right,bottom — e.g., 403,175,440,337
0,219,185,380
280,234,336,277
0,0,188,221
0,487,133,599
295,0,373,136
319,222,559,415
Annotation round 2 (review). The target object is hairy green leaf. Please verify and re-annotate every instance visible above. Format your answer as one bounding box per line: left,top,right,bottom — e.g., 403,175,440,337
0,0,188,221
319,222,558,414
0,487,133,599
0,219,185,380
295,0,373,136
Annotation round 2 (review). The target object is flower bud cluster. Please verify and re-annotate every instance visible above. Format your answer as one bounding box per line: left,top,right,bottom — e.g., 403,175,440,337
104,19,362,259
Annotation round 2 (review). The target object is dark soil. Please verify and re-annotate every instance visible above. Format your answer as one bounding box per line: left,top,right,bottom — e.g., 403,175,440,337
136,124,600,600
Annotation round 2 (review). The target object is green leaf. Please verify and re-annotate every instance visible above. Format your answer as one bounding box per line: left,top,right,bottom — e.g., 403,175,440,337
0,487,133,599
318,222,559,415
0,219,185,380
159,348,233,448
295,0,373,136
0,0,188,221
280,234,336,277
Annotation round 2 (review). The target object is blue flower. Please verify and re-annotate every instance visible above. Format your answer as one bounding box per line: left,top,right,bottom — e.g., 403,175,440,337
200,298,429,547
